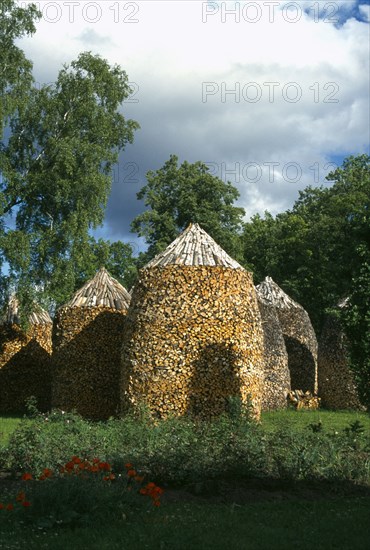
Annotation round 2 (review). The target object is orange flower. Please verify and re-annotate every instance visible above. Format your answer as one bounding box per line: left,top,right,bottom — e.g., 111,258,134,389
139,488,148,495
21,473,33,481
127,469,137,478
92,458,100,464
125,462,133,469
71,456,82,464
6,504,14,511
90,465,99,473
22,501,31,507
65,461,75,471
16,491,26,502
42,468,53,478
153,500,161,507
134,475,144,482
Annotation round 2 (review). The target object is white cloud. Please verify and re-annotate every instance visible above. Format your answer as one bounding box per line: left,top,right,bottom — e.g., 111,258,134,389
18,0,370,237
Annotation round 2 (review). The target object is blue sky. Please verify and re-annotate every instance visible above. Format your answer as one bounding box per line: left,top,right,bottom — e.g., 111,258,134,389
11,1,370,253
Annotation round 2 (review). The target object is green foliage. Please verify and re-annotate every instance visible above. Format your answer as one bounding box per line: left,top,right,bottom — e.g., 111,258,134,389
2,410,369,487
341,244,370,409
0,4,139,314
131,154,245,265
242,154,370,333
0,1,41,135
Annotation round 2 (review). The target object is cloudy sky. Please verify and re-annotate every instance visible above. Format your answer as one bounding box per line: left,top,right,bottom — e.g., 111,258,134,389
19,0,370,253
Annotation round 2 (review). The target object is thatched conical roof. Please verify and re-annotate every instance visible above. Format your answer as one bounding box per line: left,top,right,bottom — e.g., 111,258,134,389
2,295,52,326
145,223,244,269
63,267,131,310
256,276,300,310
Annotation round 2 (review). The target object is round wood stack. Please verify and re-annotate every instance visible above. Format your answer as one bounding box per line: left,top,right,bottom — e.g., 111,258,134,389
121,223,264,420
0,296,52,414
255,289,290,410
318,299,362,410
256,277,318,395
52,267,131,420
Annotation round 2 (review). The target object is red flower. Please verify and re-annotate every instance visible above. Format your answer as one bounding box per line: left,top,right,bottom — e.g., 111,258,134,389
153,500,161,507
125,462,133,469
134,475,144,482
71,456,82,464
42,468,53,478
127,469,137,478
6,504,14,511
16,491,26,502
21,473,33,481
98,462,111,471
21,501,31,507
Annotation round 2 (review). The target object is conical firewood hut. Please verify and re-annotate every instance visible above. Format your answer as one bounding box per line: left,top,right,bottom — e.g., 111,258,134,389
318,299,362,410
121,223,265,419
255,286,290,410
256,277,318,394
52,267,131,420
0,295,52,413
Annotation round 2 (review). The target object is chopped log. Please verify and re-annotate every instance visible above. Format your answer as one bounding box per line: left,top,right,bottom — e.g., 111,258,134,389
0,296,52,414
52,268,130,420
121,224,265,420
287,389,320,410
256,277,318,395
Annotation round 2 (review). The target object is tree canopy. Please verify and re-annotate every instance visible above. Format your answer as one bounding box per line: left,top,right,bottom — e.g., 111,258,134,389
131,154,246,265
242,154,370,332
0,1,139,315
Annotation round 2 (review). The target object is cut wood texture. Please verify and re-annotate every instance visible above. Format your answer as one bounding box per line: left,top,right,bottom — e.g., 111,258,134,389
287,390,320,410
318,299,363,410
52,267,131,420
256,277,318,395
255,289,290,410
121,223,265,420
0,295,52,413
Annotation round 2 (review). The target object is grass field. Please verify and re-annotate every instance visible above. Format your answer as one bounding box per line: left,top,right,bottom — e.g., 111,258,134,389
0,416,22,447
0,409,369,549
1,409,369,448
0,496,369,549
261,408,370,432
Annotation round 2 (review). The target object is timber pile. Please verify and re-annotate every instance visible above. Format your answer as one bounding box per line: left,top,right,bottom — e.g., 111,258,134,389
0,296,52,414
121,223,265,420
287,389,320,410
318,299,362,410
256,277,318,394
52,267,131,420
255,290,290,410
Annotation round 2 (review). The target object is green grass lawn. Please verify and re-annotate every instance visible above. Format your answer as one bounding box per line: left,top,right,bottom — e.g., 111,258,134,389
0,416,22,447
0,496,369,549
261,408,370,433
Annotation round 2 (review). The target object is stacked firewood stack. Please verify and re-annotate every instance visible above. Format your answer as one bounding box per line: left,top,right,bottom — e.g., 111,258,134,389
287,389,320,410
256,277,318,395
121,223,265,420
52,267,131,420
255,289,291,410
0,296,52,413
318,299,363,410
